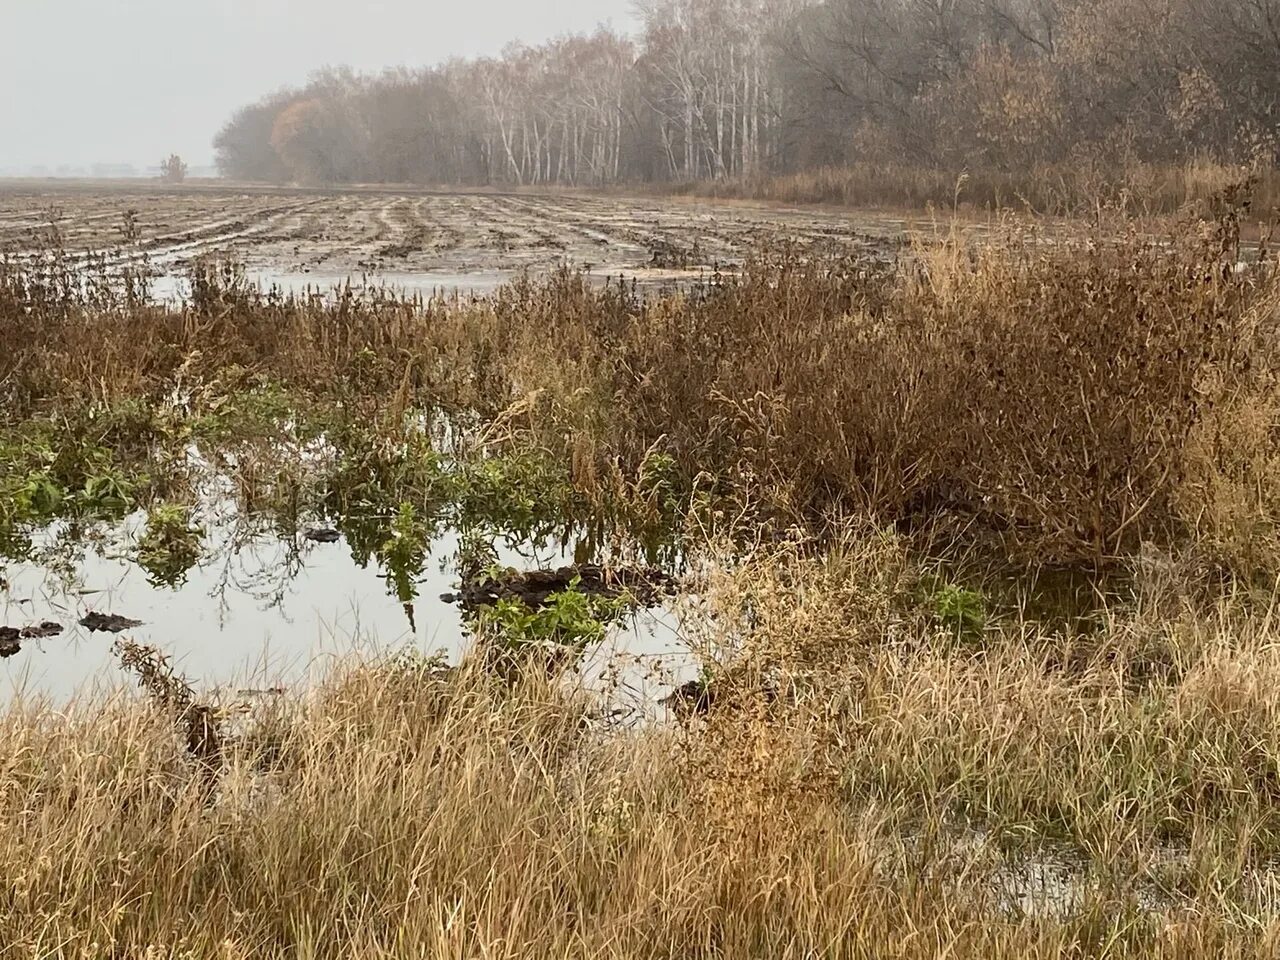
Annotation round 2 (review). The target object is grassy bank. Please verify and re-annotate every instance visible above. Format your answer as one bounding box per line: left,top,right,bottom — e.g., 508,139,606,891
4,538,1280,957
4,203,1280,956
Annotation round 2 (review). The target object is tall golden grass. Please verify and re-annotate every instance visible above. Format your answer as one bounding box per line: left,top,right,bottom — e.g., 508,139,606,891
3,535,1280,957
655,160,1280,220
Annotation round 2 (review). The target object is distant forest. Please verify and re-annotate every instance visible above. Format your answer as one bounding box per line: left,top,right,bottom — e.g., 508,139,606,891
215,0,1280,187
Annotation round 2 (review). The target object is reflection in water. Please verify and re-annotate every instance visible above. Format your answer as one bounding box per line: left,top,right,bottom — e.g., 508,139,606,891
1,512,694,706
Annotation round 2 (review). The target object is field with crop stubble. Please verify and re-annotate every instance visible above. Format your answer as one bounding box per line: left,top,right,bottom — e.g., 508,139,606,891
0,181,908,296
2,182,1280,958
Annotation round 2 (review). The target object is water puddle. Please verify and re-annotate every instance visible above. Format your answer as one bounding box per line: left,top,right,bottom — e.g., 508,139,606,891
146,264,723,304
0,512,695,708
150,268,518,302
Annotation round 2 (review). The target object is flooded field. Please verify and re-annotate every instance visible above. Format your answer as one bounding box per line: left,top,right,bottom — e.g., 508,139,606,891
0,399,697,707
0,182,908,297
0,183,895,706
0,184,909,711
4,188,1280,950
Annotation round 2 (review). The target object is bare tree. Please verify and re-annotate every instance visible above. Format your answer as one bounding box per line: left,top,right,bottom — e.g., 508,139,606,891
212,0,1280,185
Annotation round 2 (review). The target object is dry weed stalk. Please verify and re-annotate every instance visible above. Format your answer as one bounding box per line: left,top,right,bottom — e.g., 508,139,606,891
114,639,223,783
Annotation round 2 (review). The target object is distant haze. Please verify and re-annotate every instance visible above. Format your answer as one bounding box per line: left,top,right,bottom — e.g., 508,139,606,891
0,0,638,173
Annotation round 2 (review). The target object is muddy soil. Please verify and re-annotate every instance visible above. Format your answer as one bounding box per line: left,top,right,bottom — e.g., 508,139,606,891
442,563,677,612
0,182,911,291
80,612,144,633
0,622,65,658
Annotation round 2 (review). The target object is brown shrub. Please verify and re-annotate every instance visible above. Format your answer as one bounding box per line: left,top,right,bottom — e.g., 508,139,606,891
3,211,1277,570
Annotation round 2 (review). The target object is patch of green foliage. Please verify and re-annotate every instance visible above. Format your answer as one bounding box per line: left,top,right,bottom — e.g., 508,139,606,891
0,384,694,605
637,449,683,518
379,503,431,605
449,447,582,545
324,424,449,522
337,500,436,606
454,530,500,584
477,579,626,657
921,577,988,640
629,445,706,564
192,377,329,446
0,415,153,560
317,422,593,602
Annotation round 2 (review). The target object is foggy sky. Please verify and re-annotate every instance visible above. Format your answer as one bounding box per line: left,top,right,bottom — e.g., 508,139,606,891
0,0,639,171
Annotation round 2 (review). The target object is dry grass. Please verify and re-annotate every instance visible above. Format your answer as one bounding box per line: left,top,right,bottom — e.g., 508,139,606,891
4,203,1279,572
658,161,1280,220
3,535,1280,957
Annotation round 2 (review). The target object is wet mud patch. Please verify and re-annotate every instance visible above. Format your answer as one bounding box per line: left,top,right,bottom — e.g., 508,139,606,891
376,225,433,261
302,526,341,544
0,186,915,300
0,621,65,658
15,621,63,639
441,562,678,612
80,612,144,633
647,236,708,269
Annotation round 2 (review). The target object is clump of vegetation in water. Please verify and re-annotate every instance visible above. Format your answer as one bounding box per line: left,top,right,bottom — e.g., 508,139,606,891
0,417,154,561
450,447,582,546
476,578,629,677
378,503,431,607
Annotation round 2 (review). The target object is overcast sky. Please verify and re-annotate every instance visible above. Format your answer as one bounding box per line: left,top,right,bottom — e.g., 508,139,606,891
1,0,639,170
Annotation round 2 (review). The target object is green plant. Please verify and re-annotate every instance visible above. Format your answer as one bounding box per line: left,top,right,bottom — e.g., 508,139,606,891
478,578,622,656
379,502,430,605
925,579,989,640
77,468,137,515
454,530,500,584
450,448,580,544
0,422,152,556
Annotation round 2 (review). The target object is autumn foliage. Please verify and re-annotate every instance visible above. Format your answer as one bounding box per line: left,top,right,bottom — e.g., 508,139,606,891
217,0,1280,195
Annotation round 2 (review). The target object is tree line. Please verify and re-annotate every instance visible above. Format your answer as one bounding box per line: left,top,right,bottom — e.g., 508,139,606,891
215,0,1280,186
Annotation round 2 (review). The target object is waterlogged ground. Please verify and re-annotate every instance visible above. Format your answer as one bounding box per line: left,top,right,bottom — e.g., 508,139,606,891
0,387,698,709
0,181,908,297
7,197,1280,944
0,186,756,704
